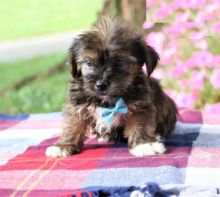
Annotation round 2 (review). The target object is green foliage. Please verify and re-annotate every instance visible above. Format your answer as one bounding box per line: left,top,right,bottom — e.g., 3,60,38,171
0,0,103,114
208,36,220,54
1,70,69,114
0,53,69,114
0,53,66,92
0,0,103,41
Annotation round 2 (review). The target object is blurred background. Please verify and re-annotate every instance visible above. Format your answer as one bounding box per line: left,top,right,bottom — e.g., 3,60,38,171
0,0,219,114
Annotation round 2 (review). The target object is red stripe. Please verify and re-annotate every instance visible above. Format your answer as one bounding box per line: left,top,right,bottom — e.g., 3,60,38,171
0,189,77,197
0,139,110,171
2,144,220,171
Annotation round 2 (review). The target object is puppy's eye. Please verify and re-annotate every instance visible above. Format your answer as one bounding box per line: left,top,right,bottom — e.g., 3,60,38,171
85,60,95,67
115,60,124,67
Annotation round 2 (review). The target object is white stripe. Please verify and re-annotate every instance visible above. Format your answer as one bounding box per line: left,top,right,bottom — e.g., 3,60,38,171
26,112,62,120
185,167,220,187
0,129,61,139
0,129,61,165
160,184,218,197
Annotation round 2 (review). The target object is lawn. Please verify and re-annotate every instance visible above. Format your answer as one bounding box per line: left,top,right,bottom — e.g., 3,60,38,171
0,0,103,114
0,53,70,114
0,0,103,41
0,53,67,93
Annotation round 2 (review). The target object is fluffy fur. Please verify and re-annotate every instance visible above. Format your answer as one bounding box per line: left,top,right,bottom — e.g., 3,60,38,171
46,17,177,157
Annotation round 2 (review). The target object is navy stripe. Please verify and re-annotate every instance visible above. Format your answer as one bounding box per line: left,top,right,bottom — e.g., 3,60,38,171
166,133,220,147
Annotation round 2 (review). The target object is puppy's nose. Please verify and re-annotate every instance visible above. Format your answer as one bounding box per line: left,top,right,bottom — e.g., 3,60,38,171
95,80,108,91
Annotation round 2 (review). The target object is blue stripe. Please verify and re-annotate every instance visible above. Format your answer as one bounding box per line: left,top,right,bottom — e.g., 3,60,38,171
0,114,29,120
82,167,185,188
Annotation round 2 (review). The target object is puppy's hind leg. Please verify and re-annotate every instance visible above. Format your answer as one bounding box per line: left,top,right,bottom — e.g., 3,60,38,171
46,104,89,157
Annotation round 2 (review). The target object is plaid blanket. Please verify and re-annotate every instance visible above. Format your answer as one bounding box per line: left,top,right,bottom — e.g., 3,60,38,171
0,109,220,197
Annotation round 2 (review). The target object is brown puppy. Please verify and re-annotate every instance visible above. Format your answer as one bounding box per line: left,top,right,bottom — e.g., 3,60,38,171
46,17,177,157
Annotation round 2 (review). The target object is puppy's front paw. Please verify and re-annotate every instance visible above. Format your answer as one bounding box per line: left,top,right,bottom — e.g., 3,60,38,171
45,146,71,157
151,141,166,154
45,144,82,157
97,133,112,142
129,142,166,157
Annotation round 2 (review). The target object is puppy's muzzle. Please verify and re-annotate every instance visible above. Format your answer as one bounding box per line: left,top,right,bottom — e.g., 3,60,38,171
95,80,109,91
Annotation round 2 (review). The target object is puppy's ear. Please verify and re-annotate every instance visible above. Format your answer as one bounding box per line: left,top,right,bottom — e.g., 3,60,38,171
132,40,159,77
145,45,160,76
68,39,81,78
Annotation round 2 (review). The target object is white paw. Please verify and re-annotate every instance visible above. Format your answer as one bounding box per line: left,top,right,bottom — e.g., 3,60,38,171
97,136,110,142
45,146,70,157
151,141,166,154
129,142,166,157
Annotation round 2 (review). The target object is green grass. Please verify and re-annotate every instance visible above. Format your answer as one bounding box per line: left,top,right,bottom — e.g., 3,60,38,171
0,0,103,41
208,36,220,54
0,53,67,92
1,70,70,114
0,0,103,113
0,53,70,114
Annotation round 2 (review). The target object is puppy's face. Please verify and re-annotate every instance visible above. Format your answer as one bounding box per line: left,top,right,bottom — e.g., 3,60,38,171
69,18,159,100
80,49,136,98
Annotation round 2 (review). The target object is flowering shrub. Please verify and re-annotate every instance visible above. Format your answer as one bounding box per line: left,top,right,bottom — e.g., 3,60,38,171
144,0,220,113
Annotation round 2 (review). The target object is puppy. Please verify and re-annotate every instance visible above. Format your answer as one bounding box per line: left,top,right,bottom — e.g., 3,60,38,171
46,17,177,157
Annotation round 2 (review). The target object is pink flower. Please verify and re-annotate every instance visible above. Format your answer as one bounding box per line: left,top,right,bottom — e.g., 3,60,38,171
171,0,205,9
152,68,164,79
190,70,205,90
178,80,189,89
212,22,220,33
161,40,182,65
190,32,205,40
154,4,172,19
165,89,177,99
199,2,220,22
160,46,177,66
146,32,165,54
163,47,176,58
185,58,196,68
178,21,204,30
170,1,181,9
164,24,185,37
170,63,187,77
204,103,220,114
143,22,154,29
194,39,208,50
210,69,220,89
190,50,215,67
184,0,206,9
171,0,209,10
160,57,172,66
146,0,162,8
205,2,219,13
176,92,197,108
196,2,220,22
196,11,212,22
175,12,190,23
213,56,220,66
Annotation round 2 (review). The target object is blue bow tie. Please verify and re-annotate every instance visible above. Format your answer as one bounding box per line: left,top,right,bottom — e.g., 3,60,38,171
100,98,128,125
